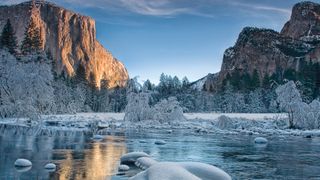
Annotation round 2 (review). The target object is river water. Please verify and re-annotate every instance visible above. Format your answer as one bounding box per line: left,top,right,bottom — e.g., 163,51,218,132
0,128,320,180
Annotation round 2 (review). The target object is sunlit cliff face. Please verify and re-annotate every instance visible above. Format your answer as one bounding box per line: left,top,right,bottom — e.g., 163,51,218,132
0,1,129,89
56,136,127,180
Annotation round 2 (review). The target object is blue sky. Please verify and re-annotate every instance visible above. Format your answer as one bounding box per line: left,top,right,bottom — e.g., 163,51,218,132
1,0,314,83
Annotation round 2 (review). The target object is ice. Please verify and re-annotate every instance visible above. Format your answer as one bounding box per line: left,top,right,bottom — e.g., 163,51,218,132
120,152,150,165
14,159,32,167
254,137,268,144
129,162,231,180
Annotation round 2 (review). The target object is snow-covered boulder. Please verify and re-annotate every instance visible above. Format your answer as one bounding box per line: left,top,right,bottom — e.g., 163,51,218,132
14,159,32,167
92,135,104,140
216,115,235,130
254,137,268,144
135,157,158,170
166,130,173,134
44,163,56,169
302,131,312,138
118,164,130,171
216,115,236,129
120,152,150,165
129,162,231,180
155,140,166,145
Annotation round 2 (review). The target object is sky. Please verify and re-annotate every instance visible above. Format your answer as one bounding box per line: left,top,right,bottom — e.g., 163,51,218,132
1,0,315,84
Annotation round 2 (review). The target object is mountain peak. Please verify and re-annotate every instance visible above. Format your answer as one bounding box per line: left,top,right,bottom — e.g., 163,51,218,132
281,1,320,39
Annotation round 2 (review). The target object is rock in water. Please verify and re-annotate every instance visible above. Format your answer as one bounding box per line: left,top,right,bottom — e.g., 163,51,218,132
139,140,147,143
155,140,166,145
118,164,130,171
14,159,32,167
135,157,158,170
120,152,150,165
44,163,56,169
302,131,313,138
129,162,231,180
254,137,268,144
93,135,104,139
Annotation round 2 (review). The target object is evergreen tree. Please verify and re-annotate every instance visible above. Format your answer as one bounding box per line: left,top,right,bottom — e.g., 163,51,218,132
21,17,43,54
143,79,153,91
262,74,270,88
250,69,260,90
0,19,18,55
182,76,190,88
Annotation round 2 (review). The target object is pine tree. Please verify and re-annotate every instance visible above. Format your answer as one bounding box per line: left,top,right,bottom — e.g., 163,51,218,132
262,74,270,88
250,69,260,90
1,19,18,55
182,76,189,88
21,16,43,54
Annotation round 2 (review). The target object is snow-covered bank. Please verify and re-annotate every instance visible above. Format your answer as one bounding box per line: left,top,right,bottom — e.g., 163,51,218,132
2,112,320,137
184,113,287,121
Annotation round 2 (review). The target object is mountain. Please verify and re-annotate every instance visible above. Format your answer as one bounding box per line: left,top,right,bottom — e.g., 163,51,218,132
0,0,128,88
203,1,320,94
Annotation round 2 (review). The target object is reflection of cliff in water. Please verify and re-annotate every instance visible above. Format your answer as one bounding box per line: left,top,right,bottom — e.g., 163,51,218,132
55,136,127,180
0,128,127,180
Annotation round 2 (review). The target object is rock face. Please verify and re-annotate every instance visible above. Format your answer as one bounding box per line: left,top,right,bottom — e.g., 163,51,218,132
0,1,128,88
204,1,320,92
281,1,320,39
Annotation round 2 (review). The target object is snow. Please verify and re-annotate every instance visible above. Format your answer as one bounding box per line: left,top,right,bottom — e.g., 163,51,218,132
44,163,56,169
190,76,207,91
184,113,286,121
254,137,268,144
118,164,130,171
92,135,104,140
14,159,32,167
154,140,166,145
135,157,158,170
1,112,319,138
129,162,231,180
120,152,150,165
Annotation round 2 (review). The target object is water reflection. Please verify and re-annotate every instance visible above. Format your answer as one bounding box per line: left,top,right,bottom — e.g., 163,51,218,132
56,137,126,180
0,131,127,180
1,128,320,179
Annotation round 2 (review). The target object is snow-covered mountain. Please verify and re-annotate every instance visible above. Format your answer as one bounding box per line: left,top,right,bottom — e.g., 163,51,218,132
203,1,320,93
0,1,128,88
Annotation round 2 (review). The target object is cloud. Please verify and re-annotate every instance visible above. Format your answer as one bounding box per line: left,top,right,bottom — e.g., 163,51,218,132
0,0,25,5
117,0,191,16
230,1,291,16
0,0,292,19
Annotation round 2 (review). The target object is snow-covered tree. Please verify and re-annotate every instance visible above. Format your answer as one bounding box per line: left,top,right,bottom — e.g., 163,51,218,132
276,81,320,129
124,92,152,122
276,81,302,128
0,51,54,119
152,97,185,123
142,79,153,92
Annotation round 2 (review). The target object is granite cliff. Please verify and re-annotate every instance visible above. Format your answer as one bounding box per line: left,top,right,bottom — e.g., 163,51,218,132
0,1,128,88
204,1,320,92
